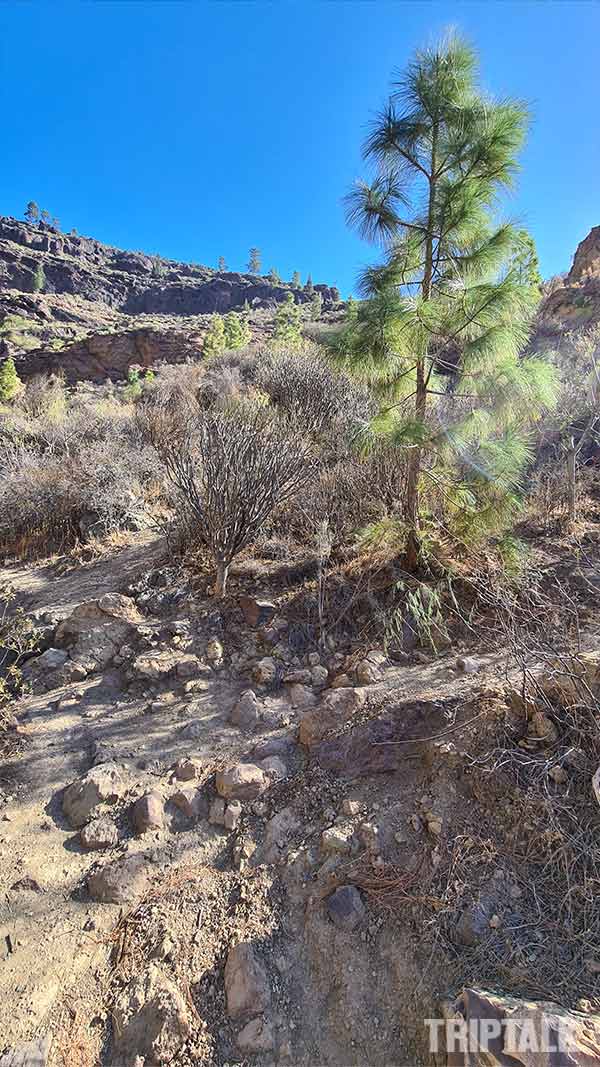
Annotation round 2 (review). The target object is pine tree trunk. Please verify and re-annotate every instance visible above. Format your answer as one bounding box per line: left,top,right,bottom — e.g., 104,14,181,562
405,125,437,570
214,560,229,597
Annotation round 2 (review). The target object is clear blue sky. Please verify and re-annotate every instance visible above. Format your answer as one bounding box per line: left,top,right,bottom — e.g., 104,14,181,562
1,1,598,296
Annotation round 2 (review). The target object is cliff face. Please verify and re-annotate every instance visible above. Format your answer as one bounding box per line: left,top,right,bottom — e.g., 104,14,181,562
0,216,340,382
0,216,337,315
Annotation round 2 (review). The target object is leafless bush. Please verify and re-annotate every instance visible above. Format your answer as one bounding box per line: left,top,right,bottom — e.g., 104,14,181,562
156,404,313,594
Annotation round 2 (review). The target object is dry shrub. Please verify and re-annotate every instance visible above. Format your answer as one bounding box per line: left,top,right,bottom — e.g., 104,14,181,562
256,345,372,433
0,377,164,558
152,401,314,594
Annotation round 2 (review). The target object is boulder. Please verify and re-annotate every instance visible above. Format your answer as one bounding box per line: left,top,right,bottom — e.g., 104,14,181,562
88,854,152,904
112,964,191,1065
62,762,128,829
326,885,366,931
299,687,366,746
445,987,600,1067
21,648,68,689
225,942,271,1018
132,791,164,834
171,787,207,819
79,816,119,850
230,689,260,728
216,763,268,801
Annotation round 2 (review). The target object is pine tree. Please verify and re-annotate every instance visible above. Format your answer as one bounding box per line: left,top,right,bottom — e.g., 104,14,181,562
247,248,261,274
203,314,226,358
40,209,51,225
341,34,556,567
304,274,314,295
274,293,302,345
32,263,45,293
52,217,61,231
218,256,227,271
25,201,40,225
345,295,359,324
0,356,21,402
268,267,281,284
291,271,302,288
310,291,322,321
224,311,252,350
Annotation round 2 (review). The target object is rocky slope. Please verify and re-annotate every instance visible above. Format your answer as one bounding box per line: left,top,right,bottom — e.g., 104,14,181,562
538,224,600,332
0,216,340,382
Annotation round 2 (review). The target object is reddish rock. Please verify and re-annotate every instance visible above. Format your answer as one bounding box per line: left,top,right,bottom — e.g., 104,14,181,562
132,791,164,834
239,597,277,628
225,942,271,1018
216,763,268,801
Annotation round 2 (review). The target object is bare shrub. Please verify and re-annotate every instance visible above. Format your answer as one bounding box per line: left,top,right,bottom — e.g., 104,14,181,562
156,404,313,595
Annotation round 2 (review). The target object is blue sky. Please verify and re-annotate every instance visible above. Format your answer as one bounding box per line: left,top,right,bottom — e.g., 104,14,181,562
1,1,598,296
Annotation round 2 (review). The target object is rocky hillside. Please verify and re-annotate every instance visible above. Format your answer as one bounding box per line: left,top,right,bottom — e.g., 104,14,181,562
538,225,600,332
0,216,340,382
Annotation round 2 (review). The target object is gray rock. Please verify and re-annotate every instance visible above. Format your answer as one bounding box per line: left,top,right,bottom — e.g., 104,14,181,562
225,942,271,1018
62,762,128,829
209,797,226,826
88,854,152,904
79,816,119,850
326,885,366,931
230,689,260,729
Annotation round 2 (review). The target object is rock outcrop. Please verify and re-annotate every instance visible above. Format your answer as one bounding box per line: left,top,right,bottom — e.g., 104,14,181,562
0,215,341,381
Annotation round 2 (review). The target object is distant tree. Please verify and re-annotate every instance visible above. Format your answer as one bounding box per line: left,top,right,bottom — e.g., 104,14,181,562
224,311,252,350
345,295,359,323
32,263,45,293
242,299,251,312
310,291,323,321
304,274,314,295
0,356,22,402
40,209,51,226
268,267,281,285
274,292,302,345
70,228,78,237
291,271,302,288
218,256,227,272
247,248,261,274
203,314,227,358
24,201,40,225
51,217,61,231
